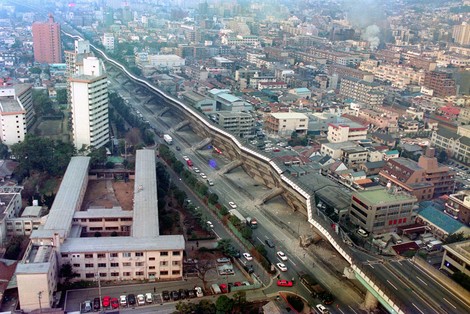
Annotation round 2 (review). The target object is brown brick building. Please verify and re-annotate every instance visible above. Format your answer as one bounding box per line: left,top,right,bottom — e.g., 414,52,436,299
423,71,457,98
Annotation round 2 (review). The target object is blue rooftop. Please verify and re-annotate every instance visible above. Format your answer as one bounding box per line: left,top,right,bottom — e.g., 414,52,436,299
294,88,310,93
385,150,399,155
418,206,466,234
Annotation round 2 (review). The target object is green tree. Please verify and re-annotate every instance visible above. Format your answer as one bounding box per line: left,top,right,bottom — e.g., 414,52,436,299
32,90,54,115
255,244,267,257
215,295,233,313
208,193,219,205
0,142,9,159
444,232,467,244
30,67,42,74
88,147,108,168
175,301,195,313
240,226,253,240
194,300,216,314
437,150,448,163
216,239,233,255
232,291,247,312
56,89,67,104
59,262,78,282
451,272,470,290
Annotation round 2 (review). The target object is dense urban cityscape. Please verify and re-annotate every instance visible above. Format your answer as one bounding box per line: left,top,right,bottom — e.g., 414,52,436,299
0,0,469,313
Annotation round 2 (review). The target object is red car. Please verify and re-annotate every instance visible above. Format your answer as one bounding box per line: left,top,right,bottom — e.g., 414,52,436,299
110,298,119,309
102,296,111,307
234,282,242,287
277,280,293,287
219,284,228,293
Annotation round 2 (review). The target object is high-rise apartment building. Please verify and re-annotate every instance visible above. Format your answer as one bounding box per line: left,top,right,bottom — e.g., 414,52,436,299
0,84,34,145
452,22,470,46
32,14,62,63
423,71,457,98
69,56,109,150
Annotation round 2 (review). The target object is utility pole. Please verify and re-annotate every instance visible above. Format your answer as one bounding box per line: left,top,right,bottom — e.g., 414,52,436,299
96,273,102,312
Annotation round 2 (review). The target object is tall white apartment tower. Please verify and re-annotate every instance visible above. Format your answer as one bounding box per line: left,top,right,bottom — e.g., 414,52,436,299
69,56,109,150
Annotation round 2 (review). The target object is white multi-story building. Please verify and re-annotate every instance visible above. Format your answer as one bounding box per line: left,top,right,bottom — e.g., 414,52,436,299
264,112,309,136
327,122,368,143
147,54,185,70
102,33,115,51
16,150,185,312
0,84,33,144
214,111,255,138
69,56,109,150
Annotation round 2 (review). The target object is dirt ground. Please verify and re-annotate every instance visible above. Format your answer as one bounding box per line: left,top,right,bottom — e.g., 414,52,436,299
81,180,134,211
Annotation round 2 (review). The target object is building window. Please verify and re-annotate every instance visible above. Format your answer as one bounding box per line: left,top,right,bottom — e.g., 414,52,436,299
135,262,144,266
136,271,144,276
110,253,118,258
172,251,180,256
160,252,168,256
160,271,168,276
98,263,106,268
149,257,155,261
123,272,131,276
85,263,94,268
122,252,131,258
86,273,95,278
172,261,180,266
149,266,155,270
61,253,68,258
85,254,93,259
160,261,168,266
135,252,143,257
123,262,131,267
110,263,119,267
111,272,119,277
97,253,105,258
172,270,180,275
73,264,80,267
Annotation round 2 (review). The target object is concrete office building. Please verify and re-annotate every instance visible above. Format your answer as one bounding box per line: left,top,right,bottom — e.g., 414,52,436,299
441,240,470,277
350,188,418,233
327,122,367,143
16,150,185,312
69,56,109,150
0,84,33,144
32,14,62,63
431,126,470,165
264,112,309,136
102,33,115,51
339,77,385,107
452,22,470,46
214,111,255,138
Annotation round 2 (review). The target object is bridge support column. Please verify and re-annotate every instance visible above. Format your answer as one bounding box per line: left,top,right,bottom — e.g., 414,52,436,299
362,291,378,311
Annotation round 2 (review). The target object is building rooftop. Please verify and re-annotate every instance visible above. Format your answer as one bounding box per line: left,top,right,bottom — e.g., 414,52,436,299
418,206,470,235
16,245,54,274
443,240,470,263
270,112,309,120
0,194,17,221
0,99,25,113
21,206,42,218
218,93,241,103
392,157,423,171
60,235,184,253
73,207,132,219
355,188,417,205
133,150,159,238
43,156,90,234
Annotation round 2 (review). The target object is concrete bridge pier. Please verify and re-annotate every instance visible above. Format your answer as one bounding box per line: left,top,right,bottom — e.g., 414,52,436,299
362,291,379,312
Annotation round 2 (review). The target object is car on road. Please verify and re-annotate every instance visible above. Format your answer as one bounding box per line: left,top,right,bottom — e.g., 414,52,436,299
171,290,180,301
93,297,101,311
137,294,145,305
127,294,136,306
193,167,200,173
229,202,237,209
200,172,207,179
145,292,153,303
357,228,368,238
217,257,231,263
265,239,275,248
110,298,119,309
102,296,111,308
182,155,190,161
207,221,214,228
244,264,254,274
243,252,253,261
277,280,293,287
162,290,170,301
277,262,288,272
119,295,127,306
207,179,214,186
195,286,204,297
316,304,329,314
176,146,181,151
277,251,288,261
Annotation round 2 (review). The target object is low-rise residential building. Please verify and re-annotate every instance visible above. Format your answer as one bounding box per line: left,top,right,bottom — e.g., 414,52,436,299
208,89,251,112
214,111,254,138
416,205,470,240
379,149,455,201
181,91,216,112
349,187,418,233
327,122,367,143
431,127,470,165
16,151,185,312
321,141,358,159
264,112,308,136
444,190,470,225
441,240,470,277
341,147,368,168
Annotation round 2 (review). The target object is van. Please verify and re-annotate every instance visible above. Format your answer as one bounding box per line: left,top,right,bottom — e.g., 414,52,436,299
211,283,221,294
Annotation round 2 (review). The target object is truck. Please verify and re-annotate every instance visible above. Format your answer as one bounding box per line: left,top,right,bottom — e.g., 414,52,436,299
163,134,173,145
426,240,443,252
229,209,246,224
299,272,334,304
246,217,258,229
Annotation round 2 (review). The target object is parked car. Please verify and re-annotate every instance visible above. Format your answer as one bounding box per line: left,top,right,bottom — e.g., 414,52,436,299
176,146,181,151
93,297,101,311
207,221,214,228
127,294,136,306
277,251,288,261
83,300,92,313
277,280,293,287
357,228,368,238
145,292,153,303
102,296,111,308
277,262,288,272
179,289,187,299
229,201,237,209
187,289,196,298
243,265,254,274
207,179,214,186
137,294,145,305
119,295,127,306
171,290,180,301
217,257,231,263
243,252,253,261
265,239,275,248
219,284,229,293
110,298,119,309
195,286,204,297
234,282,242,286
200,172,207,179
193,167,200,173
182,156,190,161
162,291,170,301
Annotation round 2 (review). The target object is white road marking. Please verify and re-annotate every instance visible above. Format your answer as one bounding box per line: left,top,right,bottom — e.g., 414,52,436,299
416,276,427,286
387,280,398,291
256,237,264,244
348,305,358,314
443,298,457,309
368,263,375,269
289,259,297,266
412,303,425,314
212,230,221,239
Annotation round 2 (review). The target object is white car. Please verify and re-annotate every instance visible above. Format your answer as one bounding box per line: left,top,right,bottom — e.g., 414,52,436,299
316,304,329,314
119,295,127,306
243,252,253,261
182,155,190,161
193,167,200,173
276,262,288,272
136,294,145,305
357,228,368,238
195,286,204,297
207,221,214,228
145,292,153,303
277,251,288,261
200,173,207,179
229,202,237,209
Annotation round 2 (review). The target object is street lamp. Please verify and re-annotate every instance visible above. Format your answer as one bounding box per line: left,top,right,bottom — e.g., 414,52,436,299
38,291,43,313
